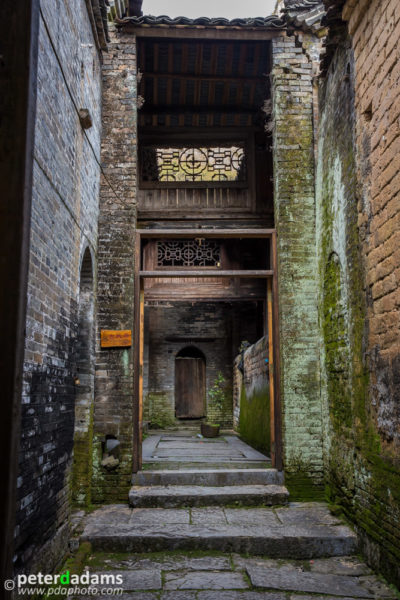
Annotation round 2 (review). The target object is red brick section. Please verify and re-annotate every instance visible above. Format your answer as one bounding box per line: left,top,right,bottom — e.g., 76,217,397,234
343,0,400,454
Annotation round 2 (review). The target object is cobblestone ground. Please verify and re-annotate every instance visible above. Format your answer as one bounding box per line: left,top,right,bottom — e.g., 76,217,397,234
82,551,399,599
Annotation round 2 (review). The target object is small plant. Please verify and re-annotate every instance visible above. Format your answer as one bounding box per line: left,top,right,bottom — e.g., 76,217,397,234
201,372,228,437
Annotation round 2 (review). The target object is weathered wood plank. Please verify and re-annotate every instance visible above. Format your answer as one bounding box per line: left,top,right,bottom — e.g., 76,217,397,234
140,270,273,278
139,229,275,238
101,330,132,348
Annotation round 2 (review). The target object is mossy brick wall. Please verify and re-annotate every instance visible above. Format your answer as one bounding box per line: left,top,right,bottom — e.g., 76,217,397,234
271,34,324,489
234,337,271,456
92,25,137,503
17,0,102,572
317,0,400,586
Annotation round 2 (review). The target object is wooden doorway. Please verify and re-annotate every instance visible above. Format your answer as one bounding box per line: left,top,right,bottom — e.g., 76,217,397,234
175,347,206,419
133,229,282,473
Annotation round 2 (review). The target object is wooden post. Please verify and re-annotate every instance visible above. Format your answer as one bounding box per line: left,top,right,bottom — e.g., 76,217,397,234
267,277,276,467
138,278,144,469
271,231,283,471
133,232,141,473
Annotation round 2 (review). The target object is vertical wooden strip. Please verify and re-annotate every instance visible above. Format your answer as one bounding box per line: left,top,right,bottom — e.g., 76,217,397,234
133,232,141,473
179,43,188,127
138,278,144,469
271,232,283,471
267,277,276,466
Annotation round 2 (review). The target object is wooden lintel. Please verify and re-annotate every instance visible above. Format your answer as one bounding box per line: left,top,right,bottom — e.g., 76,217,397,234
138,229,275,238
140,270,273,278
141,72,268,83
140,106,260,115
125,26,285,41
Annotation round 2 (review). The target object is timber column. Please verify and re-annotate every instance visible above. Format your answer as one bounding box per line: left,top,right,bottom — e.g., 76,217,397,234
93,25,138,502
271,33,323,494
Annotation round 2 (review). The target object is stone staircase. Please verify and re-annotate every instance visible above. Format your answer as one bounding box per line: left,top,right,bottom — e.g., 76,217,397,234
82,467,358,558
129,468,289,508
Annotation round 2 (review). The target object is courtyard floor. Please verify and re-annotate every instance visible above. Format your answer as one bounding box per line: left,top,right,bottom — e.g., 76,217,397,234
142,430,271,470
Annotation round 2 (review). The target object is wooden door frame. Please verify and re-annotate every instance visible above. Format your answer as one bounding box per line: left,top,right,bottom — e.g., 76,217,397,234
133,229,282,472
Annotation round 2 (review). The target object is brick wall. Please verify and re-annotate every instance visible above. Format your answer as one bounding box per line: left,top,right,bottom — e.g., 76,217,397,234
233,337,270,455
342,0,400,449
92,24,138,502
271,33,324,488
17,0,102,572
318,0,400,586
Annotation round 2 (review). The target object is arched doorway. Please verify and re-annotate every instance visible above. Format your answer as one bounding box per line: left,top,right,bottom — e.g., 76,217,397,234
73,247,94,505
175,346,206,419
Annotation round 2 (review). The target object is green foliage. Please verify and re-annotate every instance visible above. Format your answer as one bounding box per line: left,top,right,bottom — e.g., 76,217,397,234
206,372,231,425
207,372,226,414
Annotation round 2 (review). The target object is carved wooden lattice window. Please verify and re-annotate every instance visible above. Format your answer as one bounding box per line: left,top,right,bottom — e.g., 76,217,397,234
157,240,221,268
141,143,247,186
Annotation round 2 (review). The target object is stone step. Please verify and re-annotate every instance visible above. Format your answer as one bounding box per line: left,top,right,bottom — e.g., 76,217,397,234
82,504,358,558
129,484,289,508
132,468,283,487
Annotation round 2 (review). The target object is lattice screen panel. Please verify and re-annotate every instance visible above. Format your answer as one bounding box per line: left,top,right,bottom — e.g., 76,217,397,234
157,240,221,267
142,144,246,184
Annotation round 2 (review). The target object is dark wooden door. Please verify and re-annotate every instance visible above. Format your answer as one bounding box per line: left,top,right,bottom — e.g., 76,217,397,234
175,357,205,418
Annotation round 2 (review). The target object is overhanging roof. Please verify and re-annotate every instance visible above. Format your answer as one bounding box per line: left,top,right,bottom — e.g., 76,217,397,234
117,14,286,39
121,15,285,28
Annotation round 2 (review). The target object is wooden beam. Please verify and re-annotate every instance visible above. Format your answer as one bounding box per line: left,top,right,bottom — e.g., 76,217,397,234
125,26,285,41
142,72,268,83
140,105,259,115
138,228,275,238
140,270,273,278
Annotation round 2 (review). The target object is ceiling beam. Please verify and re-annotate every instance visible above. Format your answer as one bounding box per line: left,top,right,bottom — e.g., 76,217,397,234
140,106,261,115
141,72,269,83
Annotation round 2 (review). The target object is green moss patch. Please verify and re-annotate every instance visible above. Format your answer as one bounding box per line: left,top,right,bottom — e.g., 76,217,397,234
239,384,270,456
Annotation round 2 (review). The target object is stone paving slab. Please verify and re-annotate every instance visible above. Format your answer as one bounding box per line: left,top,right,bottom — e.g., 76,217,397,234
191,507,227,525
225,508,281,526
93,569,161,590
129,507,190,525
99,554,232,572
84,550,398,599
198,593,287,600
143,433,269,466
161,593,197,600
309,556,372,576
275,502,343,526
164,570,248,590
246,564,375,597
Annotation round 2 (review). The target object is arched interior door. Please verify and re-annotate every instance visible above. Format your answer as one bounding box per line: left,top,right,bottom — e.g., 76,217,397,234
175,354,206,419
